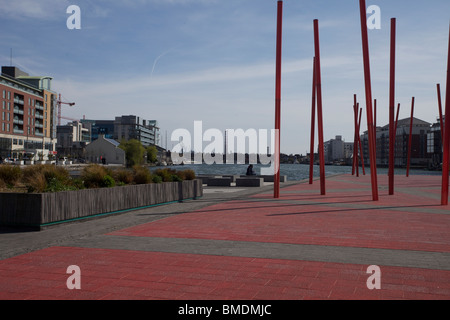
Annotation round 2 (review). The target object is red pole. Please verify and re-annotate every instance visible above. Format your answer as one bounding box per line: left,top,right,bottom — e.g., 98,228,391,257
395,103,401,133
374,99,377,149
358,107,366,175
406,97,415,177
309,57,316,184
353,101,359,176
352,94,357,176
358,0,378,201
274,0,282,198
388,18,396,195
313,19,325,195
437,83,444,143
441,24,450,206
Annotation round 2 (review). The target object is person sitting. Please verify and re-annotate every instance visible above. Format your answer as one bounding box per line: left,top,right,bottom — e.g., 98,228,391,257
246,164,256,176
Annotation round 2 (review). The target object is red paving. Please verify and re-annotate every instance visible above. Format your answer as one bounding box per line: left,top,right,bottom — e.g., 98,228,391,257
1,246,450,300
1,174,450,300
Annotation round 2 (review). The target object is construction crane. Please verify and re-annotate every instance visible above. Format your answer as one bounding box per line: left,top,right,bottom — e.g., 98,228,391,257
56,93,75,126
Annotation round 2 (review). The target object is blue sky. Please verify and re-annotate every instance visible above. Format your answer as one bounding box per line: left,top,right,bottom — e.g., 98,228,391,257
1,0,449,154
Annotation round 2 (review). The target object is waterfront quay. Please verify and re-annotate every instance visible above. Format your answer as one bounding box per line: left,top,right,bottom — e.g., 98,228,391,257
0,173,449,300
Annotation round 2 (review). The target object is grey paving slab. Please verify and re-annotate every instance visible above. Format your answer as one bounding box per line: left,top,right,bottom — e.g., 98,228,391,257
67,235,450,271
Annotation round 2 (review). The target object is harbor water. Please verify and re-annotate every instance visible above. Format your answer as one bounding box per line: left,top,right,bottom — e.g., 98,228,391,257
151,163,440,181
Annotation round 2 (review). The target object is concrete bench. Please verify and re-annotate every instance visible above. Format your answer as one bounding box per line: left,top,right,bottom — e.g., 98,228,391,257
207,177,232,187
197,175,221,184
236,177,264,187
240,175,287,182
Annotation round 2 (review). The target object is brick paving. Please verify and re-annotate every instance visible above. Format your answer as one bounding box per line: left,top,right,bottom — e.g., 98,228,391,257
0,173,450,300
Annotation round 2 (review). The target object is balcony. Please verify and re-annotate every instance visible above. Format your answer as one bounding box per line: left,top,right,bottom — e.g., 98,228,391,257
35,103,44,111
13,108,24,115
14,98,24,105
13,118,24,125
13,128,24,134
35,122,44,128
35,113,44,119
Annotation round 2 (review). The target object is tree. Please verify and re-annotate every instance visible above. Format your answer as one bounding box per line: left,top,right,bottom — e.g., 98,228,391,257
119,139,145,167
146,145,158,163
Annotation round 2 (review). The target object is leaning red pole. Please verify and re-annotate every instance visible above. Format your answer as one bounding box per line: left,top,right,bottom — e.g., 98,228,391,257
406,97,415,177
437,83,444,143
388,17,396,195
309,57,316,185
313,19,325,195
353,101,359,176
274,0,282,198
358,107,366,175
358,0,378,200
441,24,450,206
352,95,357,175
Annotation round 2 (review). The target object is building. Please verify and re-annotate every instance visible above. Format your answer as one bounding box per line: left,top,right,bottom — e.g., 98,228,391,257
81,119,115,141
0,66,57,161
113,115,160,147
426,117,443,169
361,117,432,167
85,135,126,165
323,135,353,164
82,115,160,147
56,120,90,158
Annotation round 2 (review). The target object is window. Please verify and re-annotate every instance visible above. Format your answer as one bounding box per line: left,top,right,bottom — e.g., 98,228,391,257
2,90,5,99
6,123,9,131
1,112,4,120
7,92,10,100
2,101,4,109
6,113,9,121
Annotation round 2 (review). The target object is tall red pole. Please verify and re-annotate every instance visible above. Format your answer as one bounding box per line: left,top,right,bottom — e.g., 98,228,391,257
388,18,396,195
358,107,366,175
358,0,378,200
395,103,401,133
309,57,316,184
441,24,450,206
353,101,359,176
406,97,415,177
374,99,377,149
313,19,325,195
437,83,444,143
352,96,356,175
274,0,282,198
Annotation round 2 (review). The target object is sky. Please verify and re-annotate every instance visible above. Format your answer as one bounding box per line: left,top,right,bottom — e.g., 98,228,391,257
0,0,449,155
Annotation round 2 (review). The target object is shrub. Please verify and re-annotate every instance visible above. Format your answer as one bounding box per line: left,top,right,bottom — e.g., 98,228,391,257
154,168,177,182
112,168,134,185
179,169,196,180
133,165,152,184
102,175,116,188
81,164,109,188
22,165,73,193
152,175,162,183
0,165,22,187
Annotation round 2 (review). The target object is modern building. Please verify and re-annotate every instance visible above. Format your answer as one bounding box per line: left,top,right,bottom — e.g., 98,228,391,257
113,115,160,147
56,120,90,158
361,117,432,168
323,135,353,164
82,115,160,147
0,66,57,161
85,135,126,165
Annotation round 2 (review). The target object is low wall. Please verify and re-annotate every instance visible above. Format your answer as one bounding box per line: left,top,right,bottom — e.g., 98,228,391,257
0,179,202,230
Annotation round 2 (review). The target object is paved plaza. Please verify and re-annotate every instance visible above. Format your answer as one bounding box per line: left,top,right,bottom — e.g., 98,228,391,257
0,174,449,300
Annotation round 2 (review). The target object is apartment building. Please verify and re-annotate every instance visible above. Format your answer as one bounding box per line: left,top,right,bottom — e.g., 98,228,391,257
0,66,57,161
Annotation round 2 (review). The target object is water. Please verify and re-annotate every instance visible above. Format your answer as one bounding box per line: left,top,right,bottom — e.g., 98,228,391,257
150,163,440,181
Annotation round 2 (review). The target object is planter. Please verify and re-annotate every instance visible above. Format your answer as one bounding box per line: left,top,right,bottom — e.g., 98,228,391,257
0,179,202,230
